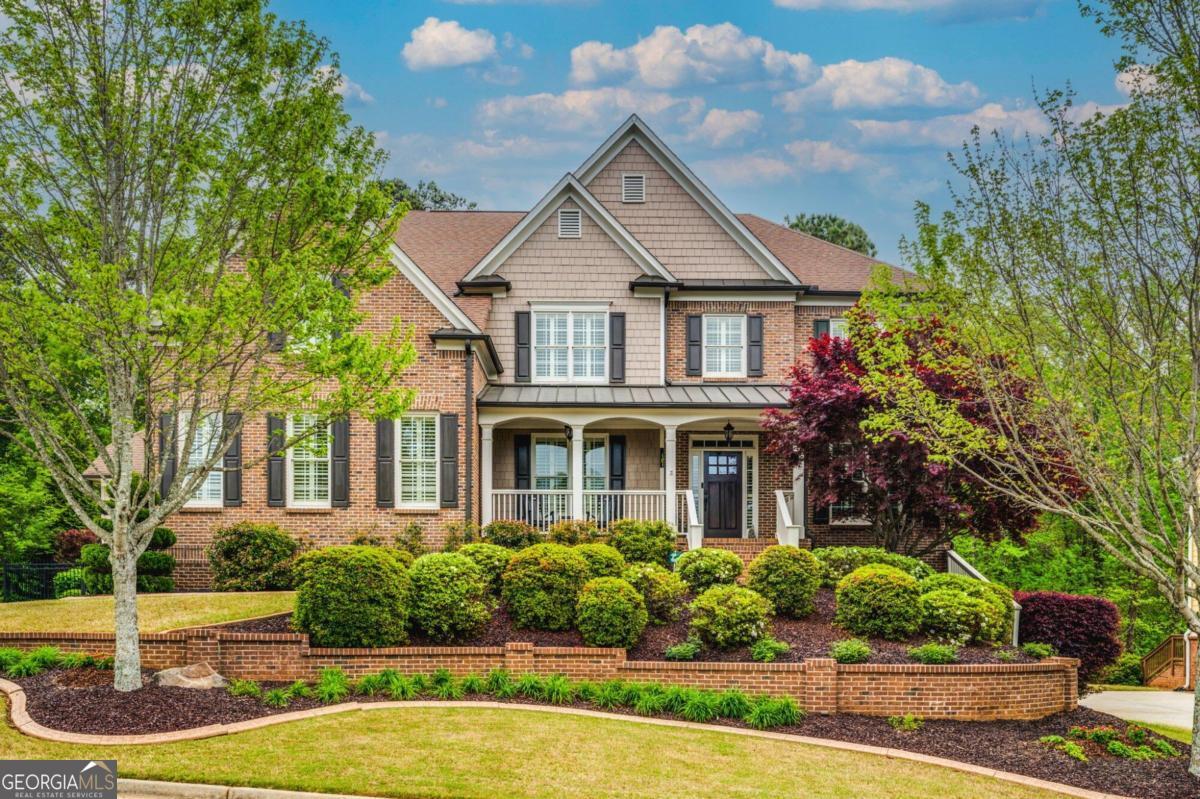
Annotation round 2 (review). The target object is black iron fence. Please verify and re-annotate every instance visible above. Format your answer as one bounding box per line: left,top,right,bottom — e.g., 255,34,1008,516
2,562,77,602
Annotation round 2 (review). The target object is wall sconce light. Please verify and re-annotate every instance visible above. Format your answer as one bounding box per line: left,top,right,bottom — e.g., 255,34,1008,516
723,421,735,444
563,424,573,441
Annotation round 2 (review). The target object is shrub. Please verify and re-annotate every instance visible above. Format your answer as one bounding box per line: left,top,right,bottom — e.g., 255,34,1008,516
53,528,98,563
745,697,802,730
442,521,481,552
908,643,958,664
262,687,291,708
207,522,299,591
1098,652,1144,686
1015,590,1121,684
456,543,513,596
829,638,872,664
622,563,687,624
834,564,922,640
813,546,933,587
919,573,1013,637
574,543,626,579
501,543,589,630
315,667,351,703
575,577,648,648
608,519,676,567
548,520,599,545
393,521,427,558
674,548,743,592
483,519,542,549
746,545,823,618
407,553,490,642
688,585,772,648
227,679,262,698
292,546,410,647
53,568,86,598
1021,641,1056,659
888,714,924,732
750,636,790,663
918,589,1004,644
664,639,701,661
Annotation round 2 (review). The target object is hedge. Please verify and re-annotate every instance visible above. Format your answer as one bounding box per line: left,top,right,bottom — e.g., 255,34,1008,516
456,542,513,596
1015,590,1121,684
608,519,676,566
292,546,410,648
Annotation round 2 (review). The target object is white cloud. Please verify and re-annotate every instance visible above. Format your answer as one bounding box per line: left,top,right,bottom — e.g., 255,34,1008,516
1115,64,1157,96
503,33,535,59
695,154,795,186
455,133,584,160
315,66,374,105
402,17,497,70
570,23,813,89
688,108,762,147
772,0,1047,21
850,100,1120,147
427,96,449,109
777,56,979,111
478,87,704,132
482,64,524,85
785,139,868,172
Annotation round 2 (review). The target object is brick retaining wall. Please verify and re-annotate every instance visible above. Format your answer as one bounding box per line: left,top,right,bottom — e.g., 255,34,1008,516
0,629,1079,721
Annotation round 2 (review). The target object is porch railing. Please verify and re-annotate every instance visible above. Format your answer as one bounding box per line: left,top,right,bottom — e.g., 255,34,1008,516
489,489,702,537
489,490,572,532
583,490,666,528
676,489,703,550
775,489,804,547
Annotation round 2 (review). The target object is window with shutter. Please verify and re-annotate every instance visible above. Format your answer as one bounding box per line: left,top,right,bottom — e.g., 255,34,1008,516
397,414,439,508
287,414,331,507
557,208,581,238
182,413,223,507
702,315,747,377
621,173,645,203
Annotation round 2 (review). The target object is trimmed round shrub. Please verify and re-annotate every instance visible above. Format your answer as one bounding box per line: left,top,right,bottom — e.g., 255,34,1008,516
389,547,415,570
136,550,176,576
834,564,921,640
457,542,513,596
674,548,743,592
575,577,648,648
207,522,299,591
746,545,823,618
53,568,86,598
149,527,177,550
918,589,1004,644
688,585,773,648
407,553,490,642
547,520,600,545
501,543,590,630
1015,590,1121,685
609,519,676,566
574,543,626,579
813,546,933,588
292,546,410,647
483,520,542,549
920,573,1013,635
622,562,688,624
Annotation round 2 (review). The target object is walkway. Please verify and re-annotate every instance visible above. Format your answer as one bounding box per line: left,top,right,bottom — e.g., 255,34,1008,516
1080,690,1193,730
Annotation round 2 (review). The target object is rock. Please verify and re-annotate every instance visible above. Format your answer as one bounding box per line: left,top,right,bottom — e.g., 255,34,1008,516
153,662,228,689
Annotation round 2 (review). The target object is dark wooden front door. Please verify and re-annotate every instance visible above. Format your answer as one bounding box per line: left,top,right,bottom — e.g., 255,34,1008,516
703,451,742,537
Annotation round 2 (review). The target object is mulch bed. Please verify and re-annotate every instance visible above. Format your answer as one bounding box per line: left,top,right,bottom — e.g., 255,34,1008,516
11,668,1195,798
217,589,1031,664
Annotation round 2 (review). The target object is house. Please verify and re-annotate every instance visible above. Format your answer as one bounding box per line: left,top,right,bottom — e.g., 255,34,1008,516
85,114,913,578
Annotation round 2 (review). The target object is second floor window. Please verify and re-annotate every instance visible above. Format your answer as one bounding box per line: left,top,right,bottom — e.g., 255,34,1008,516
398,415,438,508
288,414,330,507
183,413,223,506
533,309,607,383
703,315,746,377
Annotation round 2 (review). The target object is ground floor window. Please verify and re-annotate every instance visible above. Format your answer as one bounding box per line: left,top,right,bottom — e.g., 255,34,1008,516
183,413,223,506
288,414,330,507
398,415,438,508
533,435,608,490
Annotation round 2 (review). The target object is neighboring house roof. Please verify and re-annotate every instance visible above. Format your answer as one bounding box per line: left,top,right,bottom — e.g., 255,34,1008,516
83,430,145,480
477,383,787,409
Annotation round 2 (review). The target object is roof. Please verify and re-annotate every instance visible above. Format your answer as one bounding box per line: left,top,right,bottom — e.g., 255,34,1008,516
477,384,788,409
83,430,145,479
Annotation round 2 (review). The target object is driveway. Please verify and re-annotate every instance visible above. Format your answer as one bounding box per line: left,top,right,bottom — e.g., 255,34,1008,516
1081,689,1194,729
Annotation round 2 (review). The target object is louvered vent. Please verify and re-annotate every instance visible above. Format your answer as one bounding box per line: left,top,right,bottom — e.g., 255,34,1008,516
622,173,645,203
558,208,581,238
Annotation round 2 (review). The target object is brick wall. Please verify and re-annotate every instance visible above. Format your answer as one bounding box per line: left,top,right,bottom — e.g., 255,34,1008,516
665,300,796,384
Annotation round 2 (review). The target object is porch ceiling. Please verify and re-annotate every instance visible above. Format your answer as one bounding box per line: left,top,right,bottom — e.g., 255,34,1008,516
476,383,787,409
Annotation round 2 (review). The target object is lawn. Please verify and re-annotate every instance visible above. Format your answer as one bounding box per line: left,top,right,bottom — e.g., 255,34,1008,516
1143,723,1192,744
0,704,1070,799
0,592,294,633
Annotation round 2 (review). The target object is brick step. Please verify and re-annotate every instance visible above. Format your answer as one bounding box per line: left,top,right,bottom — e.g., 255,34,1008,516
698,537,776,567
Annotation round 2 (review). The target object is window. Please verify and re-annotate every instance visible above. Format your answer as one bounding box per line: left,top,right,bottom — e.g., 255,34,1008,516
557,208,581,238
183,413,223,506
532,435,607,490
533,309,607,382
621,173,645,203
583,437,607,490
829,317,850,339
703,315,746,377
288,414,330,507
397,415,438,508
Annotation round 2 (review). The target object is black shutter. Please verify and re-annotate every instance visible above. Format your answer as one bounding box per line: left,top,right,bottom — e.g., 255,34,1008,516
267,415,286,507
608,435,626,491
515,312,531,382
159,413,176,498
813,319,830,339
222,412,242,507
813,502,830,524
747,315,764,377
376,419,394,508
686,315,702,376
331,417,349,508
267,331,286,351
440,414,459,508
609,313,626,383
514,434,531,490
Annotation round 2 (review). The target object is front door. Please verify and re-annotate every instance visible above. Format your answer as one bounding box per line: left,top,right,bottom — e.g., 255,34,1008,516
703,451,742,537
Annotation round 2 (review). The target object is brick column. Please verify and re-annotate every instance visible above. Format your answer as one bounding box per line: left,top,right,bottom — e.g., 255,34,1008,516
1050,657,1080,711
804,658,838,715
505,642,534,674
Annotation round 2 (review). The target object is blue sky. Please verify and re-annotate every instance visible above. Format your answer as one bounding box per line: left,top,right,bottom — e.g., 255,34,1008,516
274,0,1130,263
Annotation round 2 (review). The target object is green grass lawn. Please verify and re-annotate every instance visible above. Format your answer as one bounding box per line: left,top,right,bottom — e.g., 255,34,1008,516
1141,722,1192,744
0,592,294,633
0,704,1071,799
1088,684,1163,692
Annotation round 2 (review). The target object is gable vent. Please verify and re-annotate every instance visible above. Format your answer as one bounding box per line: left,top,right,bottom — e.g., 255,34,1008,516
622,173,645,203
557,208,582,238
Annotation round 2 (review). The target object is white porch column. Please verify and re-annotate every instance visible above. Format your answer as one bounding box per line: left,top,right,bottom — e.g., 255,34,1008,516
664,425,678,530
792,458,805,540
570,424,585,521
480,424,494,526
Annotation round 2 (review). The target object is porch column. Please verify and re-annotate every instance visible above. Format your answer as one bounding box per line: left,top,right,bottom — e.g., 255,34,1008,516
480,424,494,526
570,424,585,521
792,459,805,539
664,425,678,530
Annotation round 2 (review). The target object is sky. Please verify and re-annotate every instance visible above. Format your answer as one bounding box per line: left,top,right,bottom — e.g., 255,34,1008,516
272,0,1131,264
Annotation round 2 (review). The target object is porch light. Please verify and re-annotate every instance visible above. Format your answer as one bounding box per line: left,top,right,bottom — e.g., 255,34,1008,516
723,421,735,444
563,424,573,441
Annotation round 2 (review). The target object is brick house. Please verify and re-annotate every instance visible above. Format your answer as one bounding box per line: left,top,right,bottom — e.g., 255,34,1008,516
86,114,914,583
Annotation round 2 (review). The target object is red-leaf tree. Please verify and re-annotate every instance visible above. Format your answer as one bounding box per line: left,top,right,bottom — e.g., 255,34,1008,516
763,315,1047,557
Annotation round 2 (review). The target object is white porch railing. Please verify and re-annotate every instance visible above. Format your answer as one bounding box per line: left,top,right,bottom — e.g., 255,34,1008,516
583,490,666,527
676,489,703,550
489,489,702,537
489,490,572,532
775,489,804,547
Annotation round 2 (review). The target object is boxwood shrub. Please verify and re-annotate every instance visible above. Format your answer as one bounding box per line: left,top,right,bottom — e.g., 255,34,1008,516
574,543,626,579
547,520,599,545
575,577,648,648
457,542,513,596
407,553,490,642
746,545,822,618
674,548,743,592
834,564,921,640
920,573,1013,638
207,522,299,591
501,543,590,630
292,546,411,647
608,519,676,566
622,562,687,624
483,520,543,549
813,546,933,588
918,588,1004,644
688,585,772,648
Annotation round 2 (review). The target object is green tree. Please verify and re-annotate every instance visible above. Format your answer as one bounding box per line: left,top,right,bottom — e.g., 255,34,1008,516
0,0,415,690
375,178,476,211
785,213,877,257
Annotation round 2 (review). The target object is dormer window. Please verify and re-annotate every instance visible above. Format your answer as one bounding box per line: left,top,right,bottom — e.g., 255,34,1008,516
621,173,645,203
557,208,581,238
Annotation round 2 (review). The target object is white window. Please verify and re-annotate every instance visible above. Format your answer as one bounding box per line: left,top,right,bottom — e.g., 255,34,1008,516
583,437,608,490
397,415,439,508
557,208,581,238
703,315,746,377
288,414,330,507
183,413,223,507
829,317,850,339
532,435,607,490
533,309,607,383
621,173,645,203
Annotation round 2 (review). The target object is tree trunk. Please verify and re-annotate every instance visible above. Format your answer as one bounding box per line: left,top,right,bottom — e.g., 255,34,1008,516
111,551,142,692
1191,651,1200,778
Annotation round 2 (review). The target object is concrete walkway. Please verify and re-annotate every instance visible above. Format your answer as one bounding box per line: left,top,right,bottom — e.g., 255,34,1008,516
1081,689,1194,730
